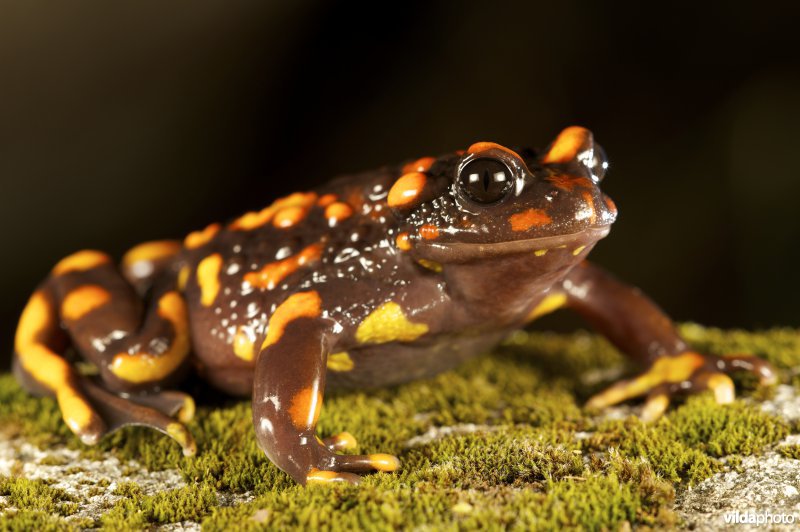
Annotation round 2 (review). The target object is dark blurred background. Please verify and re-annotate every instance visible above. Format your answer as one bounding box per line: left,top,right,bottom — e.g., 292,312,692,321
2,1,799,369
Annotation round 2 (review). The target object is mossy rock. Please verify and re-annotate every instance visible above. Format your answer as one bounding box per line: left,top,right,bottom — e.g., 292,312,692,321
1,326,798,530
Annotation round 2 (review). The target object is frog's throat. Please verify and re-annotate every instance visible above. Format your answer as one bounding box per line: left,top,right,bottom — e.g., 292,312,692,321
415,225,611,263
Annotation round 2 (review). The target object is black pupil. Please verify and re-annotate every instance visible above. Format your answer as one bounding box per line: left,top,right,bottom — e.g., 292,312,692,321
459,158,513,203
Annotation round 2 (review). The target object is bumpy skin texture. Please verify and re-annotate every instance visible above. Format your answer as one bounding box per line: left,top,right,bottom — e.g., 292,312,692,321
13,127,776,485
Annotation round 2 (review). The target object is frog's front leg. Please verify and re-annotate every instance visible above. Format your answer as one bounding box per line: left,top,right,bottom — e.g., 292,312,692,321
559,261,776,420
252,291,400,485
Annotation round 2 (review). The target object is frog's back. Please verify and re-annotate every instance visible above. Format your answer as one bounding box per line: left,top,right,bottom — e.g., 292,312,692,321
176,166,406,394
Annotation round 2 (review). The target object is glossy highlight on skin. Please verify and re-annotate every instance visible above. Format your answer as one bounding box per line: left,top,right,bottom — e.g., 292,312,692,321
11,126,777,487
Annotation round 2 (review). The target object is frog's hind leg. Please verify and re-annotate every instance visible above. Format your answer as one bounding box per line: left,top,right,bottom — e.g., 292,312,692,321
13,249,196,455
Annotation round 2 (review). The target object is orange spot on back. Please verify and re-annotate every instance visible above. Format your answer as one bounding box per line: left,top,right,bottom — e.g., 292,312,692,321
244,244,322,290
273,206,307,228
509,209,553,231
387,173,426,208
230,192,317,231
61,285,111,321
543,126,590,164
402,156,435,174
288,387,323,430
418,224,440,240
324,202,353,225
395,232,412,251
467,142,523,162
184,223,221,249
261,291,322,349
52,250,109,276
232,325,257,362
317,194,337,207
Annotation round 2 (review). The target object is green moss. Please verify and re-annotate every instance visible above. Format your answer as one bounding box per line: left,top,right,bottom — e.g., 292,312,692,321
778,444,800,459
98,482,217,529
0,510,74,532
0,327,798,529
0,476,75,516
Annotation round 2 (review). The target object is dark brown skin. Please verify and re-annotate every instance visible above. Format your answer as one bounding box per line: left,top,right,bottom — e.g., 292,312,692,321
13,127,776,485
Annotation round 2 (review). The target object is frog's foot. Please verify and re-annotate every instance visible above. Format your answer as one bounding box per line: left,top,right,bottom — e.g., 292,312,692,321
585,351,777,422
294,436,400,485
321,431,358,452
81,378,197,456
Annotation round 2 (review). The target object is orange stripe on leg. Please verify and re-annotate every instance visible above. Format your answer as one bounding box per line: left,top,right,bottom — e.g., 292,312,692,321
52,250,110,276
61,285,111,321
109,291,191,384
261,291,322,350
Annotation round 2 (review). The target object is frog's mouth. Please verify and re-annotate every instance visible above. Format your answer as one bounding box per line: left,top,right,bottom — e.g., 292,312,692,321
414,225,611,263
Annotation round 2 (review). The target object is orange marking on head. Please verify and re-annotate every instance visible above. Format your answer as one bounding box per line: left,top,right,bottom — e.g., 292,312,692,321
61,285,111,321
402,156,435,174
197,253,223,306
184,223,221,249
122,240,181,268
603,195,618,215
543,126,590,163
509,209,553,232
244,244,322,290
109,291,191,384
546,174,593,192
467,142,523,162
418,224,440,240
273,206,307,228
581,191,597,224
52,250,110,276
387,172,427,208
324,202,353,225
261,291,322,350
395,232,412,251
288,387,323,430
230,192,317,231
317,193,337,207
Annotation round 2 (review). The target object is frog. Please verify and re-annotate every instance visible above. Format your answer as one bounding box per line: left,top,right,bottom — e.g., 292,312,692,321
13,126,776,485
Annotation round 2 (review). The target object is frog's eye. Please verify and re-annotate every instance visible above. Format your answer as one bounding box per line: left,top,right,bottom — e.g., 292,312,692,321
579,143,609,183
458,158,514,203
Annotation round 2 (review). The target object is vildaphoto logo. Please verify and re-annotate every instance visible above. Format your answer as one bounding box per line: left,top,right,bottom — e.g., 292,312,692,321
723,510,797,526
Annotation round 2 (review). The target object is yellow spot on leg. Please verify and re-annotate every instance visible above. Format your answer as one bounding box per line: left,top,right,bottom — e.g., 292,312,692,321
15,292,100,437
109,292,190,384
526,293,567,321
261,291,322,350
356,302,429,344
52,250,109,276
167,422,197,457
369,453,401,472
197,253,223,306
534,249,548,256
327,351,354,372
572,245,587,256
61,285,111,321
288,387,323,430
122,240,181,268
416,259,443,272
